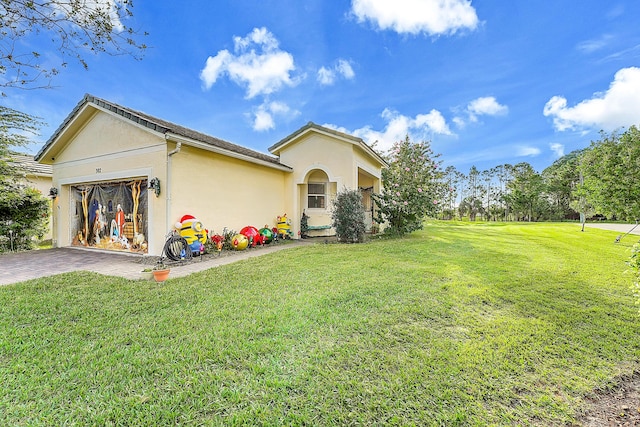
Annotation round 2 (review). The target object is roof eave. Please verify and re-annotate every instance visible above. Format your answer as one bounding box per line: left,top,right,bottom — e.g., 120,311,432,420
269,122,388,168
168,133,293,172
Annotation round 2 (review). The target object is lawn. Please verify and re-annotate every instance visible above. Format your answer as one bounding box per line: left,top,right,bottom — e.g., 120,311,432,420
1,222,638,425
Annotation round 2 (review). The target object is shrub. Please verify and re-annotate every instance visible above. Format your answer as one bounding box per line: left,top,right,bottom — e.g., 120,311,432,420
0,181,50,252
331,188,366,243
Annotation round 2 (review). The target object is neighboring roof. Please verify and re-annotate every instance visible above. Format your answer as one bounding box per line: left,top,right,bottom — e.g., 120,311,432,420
268,122,388,167
10,153,52,176
35,94,291,171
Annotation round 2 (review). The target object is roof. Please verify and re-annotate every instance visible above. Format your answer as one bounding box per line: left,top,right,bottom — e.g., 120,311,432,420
268,122,388,167
35,94,290,170
10,153,52,176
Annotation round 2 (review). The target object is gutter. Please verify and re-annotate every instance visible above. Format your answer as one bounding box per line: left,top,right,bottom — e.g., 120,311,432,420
165,138,182,234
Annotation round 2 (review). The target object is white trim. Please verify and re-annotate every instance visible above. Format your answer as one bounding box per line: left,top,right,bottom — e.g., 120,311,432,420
168,133,293,172
58,167,153,186
62,171,155,255
355,160,382,181
50,144,166,168
307,181,328,210
296,163,337,185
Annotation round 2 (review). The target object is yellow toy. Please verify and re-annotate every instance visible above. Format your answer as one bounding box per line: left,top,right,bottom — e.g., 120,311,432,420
276,214,291,239
175,214,207,253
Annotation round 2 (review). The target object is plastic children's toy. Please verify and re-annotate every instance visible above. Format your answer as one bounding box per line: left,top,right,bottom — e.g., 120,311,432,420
259,226,274,244
276,214,292,239
231,234,248,251
176,214,207,255
240,226,263,247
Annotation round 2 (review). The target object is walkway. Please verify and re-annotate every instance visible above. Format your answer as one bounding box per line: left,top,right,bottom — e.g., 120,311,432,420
0,241,309,286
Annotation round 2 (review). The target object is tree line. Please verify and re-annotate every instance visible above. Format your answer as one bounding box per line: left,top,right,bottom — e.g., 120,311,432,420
438,126,640,223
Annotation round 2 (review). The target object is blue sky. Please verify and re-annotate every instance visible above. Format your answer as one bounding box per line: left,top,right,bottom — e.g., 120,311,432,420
6,0,640,173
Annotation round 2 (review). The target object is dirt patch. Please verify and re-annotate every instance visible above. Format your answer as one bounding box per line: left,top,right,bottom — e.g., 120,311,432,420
576,371,640,426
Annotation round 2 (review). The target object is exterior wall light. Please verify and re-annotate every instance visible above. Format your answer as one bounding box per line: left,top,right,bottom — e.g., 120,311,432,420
48,187,59,198
148,178,161,197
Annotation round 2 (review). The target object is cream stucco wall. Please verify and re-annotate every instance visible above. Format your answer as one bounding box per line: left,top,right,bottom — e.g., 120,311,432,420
278,133,349,236
276,131,383,237
49,110,169,254
167,144,287,237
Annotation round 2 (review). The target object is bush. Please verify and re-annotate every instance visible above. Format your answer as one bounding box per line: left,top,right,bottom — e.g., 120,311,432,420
0,181,50,252
331,188,366,243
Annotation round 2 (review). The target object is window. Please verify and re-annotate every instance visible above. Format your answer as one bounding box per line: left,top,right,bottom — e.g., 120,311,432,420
308,182,326,209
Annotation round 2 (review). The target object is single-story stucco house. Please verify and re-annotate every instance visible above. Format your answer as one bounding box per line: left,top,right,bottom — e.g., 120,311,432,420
35,94,386,256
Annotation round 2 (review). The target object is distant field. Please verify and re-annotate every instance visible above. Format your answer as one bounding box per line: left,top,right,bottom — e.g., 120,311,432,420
0,221,637,425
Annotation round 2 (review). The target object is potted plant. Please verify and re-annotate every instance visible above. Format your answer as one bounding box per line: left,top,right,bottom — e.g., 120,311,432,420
152,261,170,283
140,268,154,281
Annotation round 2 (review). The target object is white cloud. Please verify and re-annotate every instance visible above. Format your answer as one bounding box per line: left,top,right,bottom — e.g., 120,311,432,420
325,108,453,152
516,146,541,157
251,101,300,132
317,67,334,85
337,59,355,79
351,0,479,36
576,34,613,54
543,67,640,132
467,96,508,121
317,59,355,85
54,0,127,32
454,96,508,127
200,27,298,98
550,143,564,158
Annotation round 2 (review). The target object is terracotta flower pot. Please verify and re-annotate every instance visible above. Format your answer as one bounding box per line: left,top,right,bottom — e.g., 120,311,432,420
152,269,170,283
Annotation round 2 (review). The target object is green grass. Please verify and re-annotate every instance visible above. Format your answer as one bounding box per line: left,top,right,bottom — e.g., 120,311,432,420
1,222,638,425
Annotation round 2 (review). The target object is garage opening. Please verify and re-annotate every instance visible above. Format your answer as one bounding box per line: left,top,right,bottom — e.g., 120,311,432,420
70,178,149,253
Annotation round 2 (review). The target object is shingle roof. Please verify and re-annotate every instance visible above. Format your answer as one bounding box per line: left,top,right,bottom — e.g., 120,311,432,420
36,94,289,170
10,153,52,176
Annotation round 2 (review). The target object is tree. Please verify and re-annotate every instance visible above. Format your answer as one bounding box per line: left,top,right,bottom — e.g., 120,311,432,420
0,106,49,251
372,136,443,235
503,162,547,221
458,195,484,221
577,126,640,221
331,188,366,243
0,106,43,179
1,0,147,92
441,166,463,220
542,150,582,220
462,166,484,221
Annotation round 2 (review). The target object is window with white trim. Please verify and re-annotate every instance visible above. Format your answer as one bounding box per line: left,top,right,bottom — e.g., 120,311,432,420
307,182,326,209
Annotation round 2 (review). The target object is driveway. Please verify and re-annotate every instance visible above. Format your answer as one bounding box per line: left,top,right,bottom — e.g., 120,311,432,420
583,222,640,236
1,242,306,286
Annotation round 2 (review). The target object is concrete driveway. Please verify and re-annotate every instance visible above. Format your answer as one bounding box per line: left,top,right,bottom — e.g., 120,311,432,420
1,242,305,286
583,222,640,236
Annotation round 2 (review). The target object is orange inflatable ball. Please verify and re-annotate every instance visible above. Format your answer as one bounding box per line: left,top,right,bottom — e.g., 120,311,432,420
231,234,248,251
